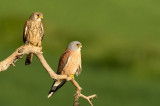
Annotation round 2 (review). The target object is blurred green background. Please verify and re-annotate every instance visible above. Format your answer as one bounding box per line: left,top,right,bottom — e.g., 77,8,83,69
0,0,160,106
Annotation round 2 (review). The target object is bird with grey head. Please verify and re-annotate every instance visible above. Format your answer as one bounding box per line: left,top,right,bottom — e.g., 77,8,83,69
47,41,82,98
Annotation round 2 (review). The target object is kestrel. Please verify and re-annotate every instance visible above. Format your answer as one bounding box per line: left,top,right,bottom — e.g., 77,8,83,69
23,12,44,65
47,41,82,98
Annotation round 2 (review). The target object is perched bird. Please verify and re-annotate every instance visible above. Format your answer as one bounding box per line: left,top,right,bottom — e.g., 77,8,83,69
23,12,44,65
47,41,82,98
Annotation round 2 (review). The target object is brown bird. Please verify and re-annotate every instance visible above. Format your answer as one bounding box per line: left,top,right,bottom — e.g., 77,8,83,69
47,41,82,98
23,12,44,65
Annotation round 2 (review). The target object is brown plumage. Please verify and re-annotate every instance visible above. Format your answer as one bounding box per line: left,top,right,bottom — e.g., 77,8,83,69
48,41,82,98
23,12,44,65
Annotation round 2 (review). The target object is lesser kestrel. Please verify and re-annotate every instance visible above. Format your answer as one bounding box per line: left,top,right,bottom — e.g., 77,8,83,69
47,41,82,98
23,12,44,65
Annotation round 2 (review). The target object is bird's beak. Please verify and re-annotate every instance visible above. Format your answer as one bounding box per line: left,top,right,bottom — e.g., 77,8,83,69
40,15,43,20
78,44,82,48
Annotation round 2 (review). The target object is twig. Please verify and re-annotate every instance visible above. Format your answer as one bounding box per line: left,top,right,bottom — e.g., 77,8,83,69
71,79,97,106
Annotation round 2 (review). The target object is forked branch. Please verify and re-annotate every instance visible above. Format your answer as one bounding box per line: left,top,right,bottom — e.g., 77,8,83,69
0,45,96,105
71,79,97,106
0,45,70,81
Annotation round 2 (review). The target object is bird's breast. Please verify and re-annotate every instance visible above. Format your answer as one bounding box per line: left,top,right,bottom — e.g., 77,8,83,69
27,21,43,45
63,51,81,75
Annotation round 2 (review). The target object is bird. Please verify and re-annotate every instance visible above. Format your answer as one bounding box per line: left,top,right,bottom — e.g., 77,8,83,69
23,12,44,65
47,41,82,98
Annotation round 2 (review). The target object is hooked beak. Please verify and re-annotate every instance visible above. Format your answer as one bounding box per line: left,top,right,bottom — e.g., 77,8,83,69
40,15,43,20
77,44,82,48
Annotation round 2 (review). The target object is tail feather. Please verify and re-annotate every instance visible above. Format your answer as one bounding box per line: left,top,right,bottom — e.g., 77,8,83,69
47,92,54,98
25,53,33,65
47,80,66,98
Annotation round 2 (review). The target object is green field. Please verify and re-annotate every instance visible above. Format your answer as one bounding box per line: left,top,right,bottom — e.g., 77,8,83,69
0,0,160,106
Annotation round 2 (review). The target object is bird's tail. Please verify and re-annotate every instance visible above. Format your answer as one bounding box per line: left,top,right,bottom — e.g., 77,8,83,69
47,80,66,98
25,53,33,65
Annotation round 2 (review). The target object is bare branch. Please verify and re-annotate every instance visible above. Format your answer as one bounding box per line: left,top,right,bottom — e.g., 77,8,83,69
35,52,72,81
71,79,97,106
0,45,71,81
80,94,97,106
0,45,39,72
0,45,96,105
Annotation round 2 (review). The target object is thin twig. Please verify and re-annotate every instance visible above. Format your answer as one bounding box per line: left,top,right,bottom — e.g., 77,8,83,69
71,79,97,106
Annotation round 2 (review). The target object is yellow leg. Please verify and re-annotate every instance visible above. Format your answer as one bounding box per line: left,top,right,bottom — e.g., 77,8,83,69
29,43,34,47
69,74,74,79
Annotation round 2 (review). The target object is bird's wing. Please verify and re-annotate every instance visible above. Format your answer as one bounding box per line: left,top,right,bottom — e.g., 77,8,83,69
57,49,71,74
76,63,81,76
40,22,44,41
47,49,70,98
23,21,29,43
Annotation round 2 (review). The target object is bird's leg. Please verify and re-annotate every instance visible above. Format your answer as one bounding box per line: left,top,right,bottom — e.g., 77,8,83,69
29,43,34,47
38,41,42,47
69,74,74,79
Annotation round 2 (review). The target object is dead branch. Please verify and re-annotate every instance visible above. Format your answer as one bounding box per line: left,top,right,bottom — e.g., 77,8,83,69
0,45,96,105
0,45,71,81
71,79,97,106
0,45,38,72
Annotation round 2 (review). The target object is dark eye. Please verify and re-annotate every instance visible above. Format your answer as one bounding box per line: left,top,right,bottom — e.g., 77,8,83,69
37,14,39,17
77,44,79,46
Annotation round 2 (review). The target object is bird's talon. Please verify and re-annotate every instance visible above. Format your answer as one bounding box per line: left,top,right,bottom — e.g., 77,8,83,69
29,44,34,47
69,74,74,79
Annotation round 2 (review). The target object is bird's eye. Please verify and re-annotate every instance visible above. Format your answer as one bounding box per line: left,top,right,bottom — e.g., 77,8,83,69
77,44,79,46
37,14,39,17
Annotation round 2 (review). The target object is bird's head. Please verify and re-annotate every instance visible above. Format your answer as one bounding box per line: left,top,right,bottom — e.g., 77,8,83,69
67,41,82,51
29,12,43,21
